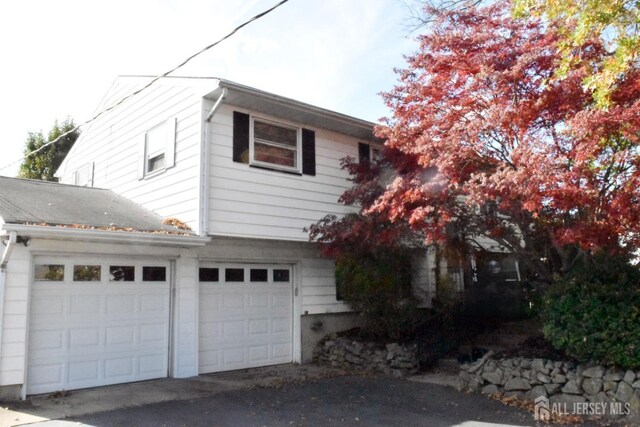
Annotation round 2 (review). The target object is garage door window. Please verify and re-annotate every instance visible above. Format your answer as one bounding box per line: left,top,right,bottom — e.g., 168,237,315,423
73,265,101,281
250,268,268,282
34,264,64,281
273,269,290,282
225,268,244,282
110,266,135,281
143,266,166,281
199,268,219,282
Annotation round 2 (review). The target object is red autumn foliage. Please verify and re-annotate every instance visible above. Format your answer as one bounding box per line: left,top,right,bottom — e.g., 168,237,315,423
310,1,640,281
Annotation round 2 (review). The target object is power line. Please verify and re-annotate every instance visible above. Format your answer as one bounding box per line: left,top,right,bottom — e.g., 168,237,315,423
1,0,290,174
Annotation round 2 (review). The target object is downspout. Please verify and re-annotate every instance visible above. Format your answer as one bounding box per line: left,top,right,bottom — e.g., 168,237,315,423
0,232,17,270
0,232,18,360
200,88,227,237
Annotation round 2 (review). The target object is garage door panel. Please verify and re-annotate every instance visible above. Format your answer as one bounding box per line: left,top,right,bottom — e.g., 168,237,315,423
249,345,268,361
199,263,293,374
27,257,171,395
70,295,101,314
248,293,269,308
29,329,65,352
31,297,65,315
249,319,269,335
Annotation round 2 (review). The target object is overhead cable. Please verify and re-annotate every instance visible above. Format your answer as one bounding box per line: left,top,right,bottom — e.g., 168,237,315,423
0,0,290,174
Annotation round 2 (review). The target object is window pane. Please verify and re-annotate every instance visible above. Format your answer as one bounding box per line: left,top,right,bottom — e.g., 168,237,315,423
143,266,166,281
199,268,219,282
146,123,166,153
254,142,296,167
254,121,297,147
225,268,244,282
74,265,101,281
250,269,268,282
273,269,290,282
34,264,64,281
148,153,165,172
110,266,135,281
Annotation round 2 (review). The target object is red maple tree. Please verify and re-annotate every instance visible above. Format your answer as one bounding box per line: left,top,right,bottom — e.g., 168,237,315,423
310,1,640,282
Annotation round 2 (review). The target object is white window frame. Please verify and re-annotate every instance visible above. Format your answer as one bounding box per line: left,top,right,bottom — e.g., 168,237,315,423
74,162,94,187
139,118,176,180
249,116,302,173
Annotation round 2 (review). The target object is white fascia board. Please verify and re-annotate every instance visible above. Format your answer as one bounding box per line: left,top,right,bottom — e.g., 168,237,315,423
1,224,211,248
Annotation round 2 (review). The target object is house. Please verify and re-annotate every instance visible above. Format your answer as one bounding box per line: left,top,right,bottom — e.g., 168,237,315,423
0,76,435,399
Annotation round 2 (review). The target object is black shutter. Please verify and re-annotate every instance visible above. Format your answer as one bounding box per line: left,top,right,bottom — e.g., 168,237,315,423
358,142,370,163
302,128,316,176
233,111,250,163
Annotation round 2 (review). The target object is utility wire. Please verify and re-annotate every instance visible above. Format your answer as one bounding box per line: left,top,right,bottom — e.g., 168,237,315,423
1,0,290,174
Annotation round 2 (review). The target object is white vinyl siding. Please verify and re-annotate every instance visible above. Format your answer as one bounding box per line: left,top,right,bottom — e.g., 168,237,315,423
208,104,360,241
57,79,203,232
196,237,349,315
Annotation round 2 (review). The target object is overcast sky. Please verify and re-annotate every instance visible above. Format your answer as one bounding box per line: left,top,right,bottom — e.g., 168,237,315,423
0,0,420,177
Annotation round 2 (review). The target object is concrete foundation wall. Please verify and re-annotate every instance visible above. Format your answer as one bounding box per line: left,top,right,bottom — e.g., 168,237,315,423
0,384,21,401
301,312,361,363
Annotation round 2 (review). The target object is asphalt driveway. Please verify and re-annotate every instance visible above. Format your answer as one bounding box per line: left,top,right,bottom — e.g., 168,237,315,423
58,376,535,427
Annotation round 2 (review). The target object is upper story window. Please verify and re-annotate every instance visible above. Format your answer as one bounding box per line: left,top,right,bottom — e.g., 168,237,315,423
250,118,301,172
138,118,176,179
358,142,382,164
233,111,316,176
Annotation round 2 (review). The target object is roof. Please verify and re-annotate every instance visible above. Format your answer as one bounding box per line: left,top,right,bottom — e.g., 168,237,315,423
0,177,191,235
115,76,381,142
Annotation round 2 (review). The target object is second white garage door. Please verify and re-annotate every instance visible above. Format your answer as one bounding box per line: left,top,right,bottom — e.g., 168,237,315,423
199,263,293,374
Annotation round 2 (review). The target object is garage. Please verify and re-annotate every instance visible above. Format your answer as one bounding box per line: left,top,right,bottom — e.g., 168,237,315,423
198,263,294,374
27,256,171,395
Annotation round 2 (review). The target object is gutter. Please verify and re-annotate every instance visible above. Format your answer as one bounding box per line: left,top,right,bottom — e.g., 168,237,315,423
200,87,227,237
2,224,210,247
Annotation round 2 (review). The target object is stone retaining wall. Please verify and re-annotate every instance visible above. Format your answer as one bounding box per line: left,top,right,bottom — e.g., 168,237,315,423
458,352,640,420
313,335,419,377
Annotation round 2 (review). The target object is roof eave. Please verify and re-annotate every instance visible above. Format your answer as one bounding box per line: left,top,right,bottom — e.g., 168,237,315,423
1,224,211,248
206,80,382,142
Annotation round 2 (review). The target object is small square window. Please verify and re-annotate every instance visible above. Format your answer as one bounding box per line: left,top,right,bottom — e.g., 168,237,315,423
199,268,219,282
273,269,290,282
143,266,166,281
251,118,300,171
250,269,268,282
74,265,101,281
110,266,135,281
225,268,244,282
34,264,65,281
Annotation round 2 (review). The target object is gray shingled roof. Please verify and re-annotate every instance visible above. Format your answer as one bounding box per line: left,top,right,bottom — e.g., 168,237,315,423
0,177,190,234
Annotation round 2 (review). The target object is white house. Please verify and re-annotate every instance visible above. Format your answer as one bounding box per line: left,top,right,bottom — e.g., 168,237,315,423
0,76,435,399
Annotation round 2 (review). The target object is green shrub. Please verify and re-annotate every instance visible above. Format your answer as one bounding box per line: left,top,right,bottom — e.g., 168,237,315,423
542,256,640,369
335,250,422,341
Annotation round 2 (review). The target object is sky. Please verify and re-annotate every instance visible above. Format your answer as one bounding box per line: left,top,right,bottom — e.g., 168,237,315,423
0,0,420,177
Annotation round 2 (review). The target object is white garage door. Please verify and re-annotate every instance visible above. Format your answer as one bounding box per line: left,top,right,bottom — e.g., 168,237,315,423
27,256,171,395
199,263,293,374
